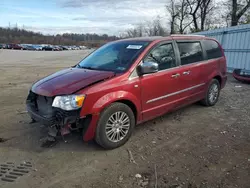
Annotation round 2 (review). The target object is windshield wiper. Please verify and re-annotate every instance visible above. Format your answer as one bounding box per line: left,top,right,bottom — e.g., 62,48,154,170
77,65,96,70
76,65,117,74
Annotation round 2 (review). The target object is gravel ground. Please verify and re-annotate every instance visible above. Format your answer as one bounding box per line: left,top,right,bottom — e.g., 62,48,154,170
0,49,249,188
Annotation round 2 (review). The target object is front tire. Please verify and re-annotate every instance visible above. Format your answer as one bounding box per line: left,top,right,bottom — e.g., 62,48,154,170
95,103,135,149
201,79,220,106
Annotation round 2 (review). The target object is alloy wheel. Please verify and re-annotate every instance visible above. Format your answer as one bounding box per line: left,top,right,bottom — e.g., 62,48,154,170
208,83,219,103
105,111,130,143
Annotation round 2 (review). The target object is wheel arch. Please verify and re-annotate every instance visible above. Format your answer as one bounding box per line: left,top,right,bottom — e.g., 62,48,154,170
114,99,138,123
213,75,222,86
90,91,141,123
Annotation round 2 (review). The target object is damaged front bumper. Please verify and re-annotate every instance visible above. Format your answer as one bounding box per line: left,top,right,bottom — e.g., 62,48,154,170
26,91,81,127
26,91,98,141
26,103,81,127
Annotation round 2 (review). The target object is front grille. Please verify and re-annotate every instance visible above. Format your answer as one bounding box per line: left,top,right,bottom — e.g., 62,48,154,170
27,91,55,118
36,95,54,118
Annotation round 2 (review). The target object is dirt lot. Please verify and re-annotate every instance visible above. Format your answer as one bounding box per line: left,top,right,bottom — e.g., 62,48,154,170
0,49,249,188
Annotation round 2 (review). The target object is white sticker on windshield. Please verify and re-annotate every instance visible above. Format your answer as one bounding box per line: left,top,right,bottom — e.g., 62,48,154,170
126,45,142,49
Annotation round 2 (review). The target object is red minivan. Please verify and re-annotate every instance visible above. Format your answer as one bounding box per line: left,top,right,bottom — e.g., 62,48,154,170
27,35,227,149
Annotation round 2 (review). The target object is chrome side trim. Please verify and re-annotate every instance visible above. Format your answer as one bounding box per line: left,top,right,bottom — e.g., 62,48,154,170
146,83,205,103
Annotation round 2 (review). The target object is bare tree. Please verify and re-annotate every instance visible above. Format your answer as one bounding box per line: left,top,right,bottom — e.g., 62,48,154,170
125,23,145,38
185,0,215,31
153,18,167,36
231,0,250,26
166,0,193,34
187,0,202,31
177,0,193,33
125,28,139,38
137,24,144,37
221,1,232,27
239,11,250,23
123,17,168,38
200,0,214,30
166,0,179,34
145,17,168,36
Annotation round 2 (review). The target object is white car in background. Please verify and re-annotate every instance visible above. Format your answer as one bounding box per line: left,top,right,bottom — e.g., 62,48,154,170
79,46,87,50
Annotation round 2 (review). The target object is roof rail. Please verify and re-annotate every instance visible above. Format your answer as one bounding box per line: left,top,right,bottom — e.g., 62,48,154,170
170,34,206,37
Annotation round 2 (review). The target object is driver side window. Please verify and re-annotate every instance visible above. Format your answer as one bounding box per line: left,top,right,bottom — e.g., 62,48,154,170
144,43,176,71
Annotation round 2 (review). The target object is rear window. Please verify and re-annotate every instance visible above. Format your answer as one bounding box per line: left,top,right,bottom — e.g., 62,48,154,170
203,40,223,59
177,42,204,65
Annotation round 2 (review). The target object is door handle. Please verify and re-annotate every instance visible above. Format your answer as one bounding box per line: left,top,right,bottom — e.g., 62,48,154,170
183,71,191,75
171,73,180,78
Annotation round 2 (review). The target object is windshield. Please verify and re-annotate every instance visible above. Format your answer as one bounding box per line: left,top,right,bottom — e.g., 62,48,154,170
77,41,149,73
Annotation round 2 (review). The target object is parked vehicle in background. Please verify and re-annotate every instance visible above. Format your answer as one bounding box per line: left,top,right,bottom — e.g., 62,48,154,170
19,44,28,50
79,45,87,50
60,46,69,50
33,45,43,51
42,45,54,51
20,44,37,51
26,45,37,51
71,46,79,50
26,35,227,149
233,69,250,84
0,44,7,49
53,46,63,51
7,43,23,50
1,43,85,51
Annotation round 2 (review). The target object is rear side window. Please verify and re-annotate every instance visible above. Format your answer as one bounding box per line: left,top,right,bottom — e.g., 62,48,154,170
177,42,203,65
203,40,223,59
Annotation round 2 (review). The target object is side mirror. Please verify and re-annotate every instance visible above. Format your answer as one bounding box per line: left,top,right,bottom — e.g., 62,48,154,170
138,61,159,75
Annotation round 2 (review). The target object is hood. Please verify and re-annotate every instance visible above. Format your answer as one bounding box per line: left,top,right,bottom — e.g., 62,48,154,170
32,68,115,96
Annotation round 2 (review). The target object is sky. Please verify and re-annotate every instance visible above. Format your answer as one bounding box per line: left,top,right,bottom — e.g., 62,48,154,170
0,0,167,35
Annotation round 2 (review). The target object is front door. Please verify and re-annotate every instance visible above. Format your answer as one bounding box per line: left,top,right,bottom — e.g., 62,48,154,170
140,42,185,121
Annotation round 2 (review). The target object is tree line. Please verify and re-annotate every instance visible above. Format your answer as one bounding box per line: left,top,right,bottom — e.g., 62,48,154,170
0,0,249,45
0,27,118,47
124,0,250,37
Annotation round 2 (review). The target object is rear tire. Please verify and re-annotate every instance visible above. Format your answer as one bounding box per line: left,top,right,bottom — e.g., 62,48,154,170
95,102,135,149
201,79,220,106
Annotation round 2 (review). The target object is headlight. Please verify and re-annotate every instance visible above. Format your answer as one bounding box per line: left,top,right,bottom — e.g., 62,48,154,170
52,95,85,111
